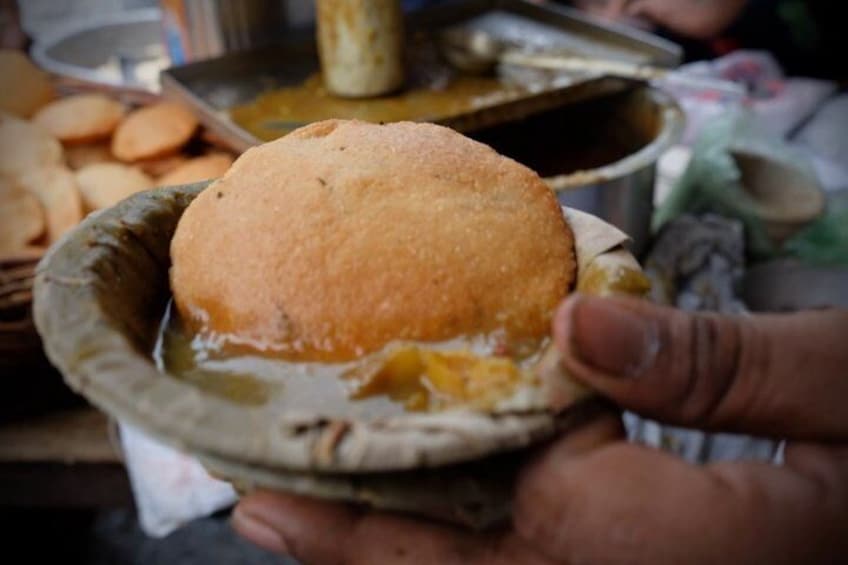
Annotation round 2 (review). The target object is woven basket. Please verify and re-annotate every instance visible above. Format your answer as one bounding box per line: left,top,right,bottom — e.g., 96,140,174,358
0,250,83,421
0,251,41,362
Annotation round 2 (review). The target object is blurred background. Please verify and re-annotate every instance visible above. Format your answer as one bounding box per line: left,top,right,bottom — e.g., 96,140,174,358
1,1,845,563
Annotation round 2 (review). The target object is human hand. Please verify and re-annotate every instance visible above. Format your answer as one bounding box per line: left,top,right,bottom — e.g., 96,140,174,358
233,295,848,564
575,0,749,39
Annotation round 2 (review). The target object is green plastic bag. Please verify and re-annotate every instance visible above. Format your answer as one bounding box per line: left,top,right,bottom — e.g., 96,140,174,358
783,191,848,266
654,111,820,259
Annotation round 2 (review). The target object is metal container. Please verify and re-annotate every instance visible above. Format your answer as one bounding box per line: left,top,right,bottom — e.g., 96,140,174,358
472,85,684,257
316,0,405,98
161,0,680,150
158,1,683,252
30,9,168,92
160,0,313,64
555,87,683,257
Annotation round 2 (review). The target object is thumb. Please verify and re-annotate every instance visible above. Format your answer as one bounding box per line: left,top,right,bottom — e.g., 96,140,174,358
553,295,848,441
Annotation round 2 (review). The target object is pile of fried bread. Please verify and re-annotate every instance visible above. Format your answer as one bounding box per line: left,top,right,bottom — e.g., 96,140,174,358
0,50,234,258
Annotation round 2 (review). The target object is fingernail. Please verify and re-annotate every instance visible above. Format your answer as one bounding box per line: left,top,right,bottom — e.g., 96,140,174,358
232,506,290,555
560,295,659,378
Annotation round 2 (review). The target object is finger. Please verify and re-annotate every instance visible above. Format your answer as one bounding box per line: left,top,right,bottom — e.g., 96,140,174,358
625,0,673,24
233,491,556,565
514,441,848,564
553,295,848,440
600,0,630,19
528,410,625,466
571,0,624,19
626,0,745,39
783,442,848,486
231,414,622,564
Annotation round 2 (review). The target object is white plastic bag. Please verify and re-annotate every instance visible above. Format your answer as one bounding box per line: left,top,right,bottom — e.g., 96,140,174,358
120,423,237,538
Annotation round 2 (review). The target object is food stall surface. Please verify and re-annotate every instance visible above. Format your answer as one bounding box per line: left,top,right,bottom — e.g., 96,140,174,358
0,410,284,562
162,0,680,150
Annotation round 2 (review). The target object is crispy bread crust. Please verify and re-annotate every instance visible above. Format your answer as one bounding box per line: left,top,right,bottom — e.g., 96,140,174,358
171,120,575,361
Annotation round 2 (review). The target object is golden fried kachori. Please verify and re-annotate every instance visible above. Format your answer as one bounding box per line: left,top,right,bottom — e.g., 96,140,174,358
136,154,188,178
33,94,125,145
158,153,234,186
111,102,198,162
17,167,84,244
171,120,575,362
0,113,63,178
75,163,154,212
0,177,45,254
0,49,55,119
64,142,116,170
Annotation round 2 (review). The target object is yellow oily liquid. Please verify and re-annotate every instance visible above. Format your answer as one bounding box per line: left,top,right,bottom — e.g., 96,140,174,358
230,73,523,141
154,303,544,417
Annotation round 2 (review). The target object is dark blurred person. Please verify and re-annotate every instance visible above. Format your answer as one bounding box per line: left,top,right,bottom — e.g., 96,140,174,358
571,0,845,79
0,0,26,49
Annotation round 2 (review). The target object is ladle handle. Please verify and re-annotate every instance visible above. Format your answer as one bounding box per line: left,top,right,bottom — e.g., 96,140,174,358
501,51,746,98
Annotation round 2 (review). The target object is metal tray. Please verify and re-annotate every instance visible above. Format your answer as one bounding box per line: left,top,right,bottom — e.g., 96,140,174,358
161,0,681,151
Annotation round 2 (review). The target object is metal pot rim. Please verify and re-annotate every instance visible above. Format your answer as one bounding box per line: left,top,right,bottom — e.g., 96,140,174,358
30,8,164,92
546,86,685,193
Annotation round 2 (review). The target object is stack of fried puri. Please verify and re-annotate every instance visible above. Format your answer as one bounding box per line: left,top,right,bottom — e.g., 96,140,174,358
0,50,237,260
0,50,236,342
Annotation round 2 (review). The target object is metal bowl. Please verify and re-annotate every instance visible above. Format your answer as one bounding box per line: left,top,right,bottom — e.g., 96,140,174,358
30,9,168,92
473,85,684,256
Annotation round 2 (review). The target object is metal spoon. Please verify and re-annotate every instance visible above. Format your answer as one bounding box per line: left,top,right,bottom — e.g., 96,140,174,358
439,28,746,98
